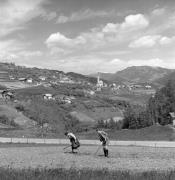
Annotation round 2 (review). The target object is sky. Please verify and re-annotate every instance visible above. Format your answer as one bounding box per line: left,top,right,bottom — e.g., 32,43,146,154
1,0,175,74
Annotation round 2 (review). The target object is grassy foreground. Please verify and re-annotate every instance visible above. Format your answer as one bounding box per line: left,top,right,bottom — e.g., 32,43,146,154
0,168,175,180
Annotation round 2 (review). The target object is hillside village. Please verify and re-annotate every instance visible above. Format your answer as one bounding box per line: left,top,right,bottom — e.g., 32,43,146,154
0,62,172,139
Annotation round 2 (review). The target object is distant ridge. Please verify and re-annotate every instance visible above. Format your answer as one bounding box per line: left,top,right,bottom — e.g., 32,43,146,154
89,66,175,86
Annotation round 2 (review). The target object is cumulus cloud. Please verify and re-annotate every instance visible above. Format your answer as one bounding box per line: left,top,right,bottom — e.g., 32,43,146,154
159,36,174,45
46,13,149,55
103,14,149,33
46,32,86,49
129,35,175,48
129,35,160,48
121,14,149,30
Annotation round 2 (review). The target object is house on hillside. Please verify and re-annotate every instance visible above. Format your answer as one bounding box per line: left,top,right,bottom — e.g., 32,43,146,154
59,76,75,84
83,89,95,97
43,93,54,100
145,85,152,89
134,84,143,88
9,75,15,80
26,78,33,83
111,83,121,91
39,76,46,81
55,95,72,104
18,78,27,82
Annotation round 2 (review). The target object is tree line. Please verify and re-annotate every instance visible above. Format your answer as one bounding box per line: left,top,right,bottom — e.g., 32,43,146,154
123,75,175,129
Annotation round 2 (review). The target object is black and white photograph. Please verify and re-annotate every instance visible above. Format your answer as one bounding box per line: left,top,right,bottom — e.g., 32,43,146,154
0,0,175,179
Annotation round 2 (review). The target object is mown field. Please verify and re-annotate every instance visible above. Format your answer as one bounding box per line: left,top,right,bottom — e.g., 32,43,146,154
0,144,175,179
0,145,174,170
0,144,174,179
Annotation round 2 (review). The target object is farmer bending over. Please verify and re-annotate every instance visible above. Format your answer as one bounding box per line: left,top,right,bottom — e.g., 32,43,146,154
96,129,109,157
65,132,80,153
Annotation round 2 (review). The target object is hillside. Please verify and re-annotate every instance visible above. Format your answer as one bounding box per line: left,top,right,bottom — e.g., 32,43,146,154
90,66,174,86
115,66,174,83
154,71,175,87
0,63,174,139
67,72,109,84
0,62,99,89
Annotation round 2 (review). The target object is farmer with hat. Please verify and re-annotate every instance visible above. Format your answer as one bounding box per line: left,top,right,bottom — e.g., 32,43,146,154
96,129,109,157
64,132,80,153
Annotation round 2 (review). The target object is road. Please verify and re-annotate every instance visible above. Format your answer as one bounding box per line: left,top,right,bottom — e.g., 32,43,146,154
0,137,175,147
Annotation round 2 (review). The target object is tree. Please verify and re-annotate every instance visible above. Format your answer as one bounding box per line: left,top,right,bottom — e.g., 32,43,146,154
147,78,175,125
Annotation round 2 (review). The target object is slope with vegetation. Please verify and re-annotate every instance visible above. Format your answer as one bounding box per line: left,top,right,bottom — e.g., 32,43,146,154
122,72,175,130
90,66,174,87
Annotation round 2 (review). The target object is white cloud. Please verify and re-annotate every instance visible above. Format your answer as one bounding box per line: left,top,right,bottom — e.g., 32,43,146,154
103,14,149,33
0,0,46,37
56,9,115,24
152,8,165,16
159,36,174,45
121,14,149,30
46,14,149,55
46,32,86,49
129,35,175,48
129,35,160,48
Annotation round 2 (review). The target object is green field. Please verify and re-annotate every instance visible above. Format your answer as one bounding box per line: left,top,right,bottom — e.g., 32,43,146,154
0,145,174,171
0,145,175,179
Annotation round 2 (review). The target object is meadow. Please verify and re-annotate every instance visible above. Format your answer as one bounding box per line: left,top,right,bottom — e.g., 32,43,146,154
0,144,175,179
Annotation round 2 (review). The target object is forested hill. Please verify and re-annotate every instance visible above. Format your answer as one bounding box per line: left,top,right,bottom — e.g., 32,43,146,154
123,72,175,129
90,66,174,86
148,71,175,125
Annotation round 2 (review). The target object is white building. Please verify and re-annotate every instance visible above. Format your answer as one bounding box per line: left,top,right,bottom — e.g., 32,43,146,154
96,73,103,91
18,78,27,82
145,85,152,89
27,78,33,83
43,94,54,100
39,76,46,81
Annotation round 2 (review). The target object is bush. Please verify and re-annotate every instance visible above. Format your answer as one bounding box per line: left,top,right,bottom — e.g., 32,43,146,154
97,118,123,130
0,115,18,127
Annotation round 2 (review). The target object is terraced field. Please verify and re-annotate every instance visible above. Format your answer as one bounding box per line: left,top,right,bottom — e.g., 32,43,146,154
0,145,175,172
